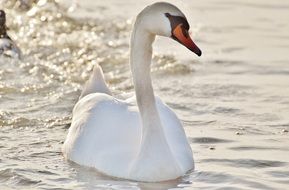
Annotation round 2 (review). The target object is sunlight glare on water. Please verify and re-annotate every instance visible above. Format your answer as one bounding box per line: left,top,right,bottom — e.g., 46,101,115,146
0,0,289,189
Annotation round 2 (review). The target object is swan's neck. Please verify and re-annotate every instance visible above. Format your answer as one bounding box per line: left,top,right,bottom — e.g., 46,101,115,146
128,17,181,177
130,23,164,138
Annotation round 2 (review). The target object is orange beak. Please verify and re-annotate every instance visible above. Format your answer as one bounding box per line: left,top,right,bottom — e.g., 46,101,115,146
173,24,202,56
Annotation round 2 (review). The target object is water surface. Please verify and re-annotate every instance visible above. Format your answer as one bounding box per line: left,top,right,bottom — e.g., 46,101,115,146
0,0,289,189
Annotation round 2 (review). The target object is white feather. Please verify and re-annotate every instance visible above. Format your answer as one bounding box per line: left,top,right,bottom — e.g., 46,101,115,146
63,2,194,182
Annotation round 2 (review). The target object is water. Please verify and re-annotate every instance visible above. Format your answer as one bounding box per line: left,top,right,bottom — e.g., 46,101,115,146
0,0,289,189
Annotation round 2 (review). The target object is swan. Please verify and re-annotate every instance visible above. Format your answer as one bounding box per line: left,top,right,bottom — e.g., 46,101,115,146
62,2,202,182
0,10,22,59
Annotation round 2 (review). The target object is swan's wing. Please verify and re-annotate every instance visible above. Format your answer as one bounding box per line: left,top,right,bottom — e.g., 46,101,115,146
155,97,194,172
63,93,141,177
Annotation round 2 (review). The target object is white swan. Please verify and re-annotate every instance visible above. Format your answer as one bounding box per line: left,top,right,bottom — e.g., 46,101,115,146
0,10,22,59
63,2,201,182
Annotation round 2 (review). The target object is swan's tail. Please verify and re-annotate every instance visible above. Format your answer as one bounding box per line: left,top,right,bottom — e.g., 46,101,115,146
79,64,112,99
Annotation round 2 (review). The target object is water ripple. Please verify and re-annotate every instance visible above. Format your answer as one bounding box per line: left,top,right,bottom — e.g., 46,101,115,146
202,158,287,168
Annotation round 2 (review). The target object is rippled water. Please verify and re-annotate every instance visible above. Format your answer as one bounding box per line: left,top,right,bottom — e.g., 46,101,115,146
1,0,289,189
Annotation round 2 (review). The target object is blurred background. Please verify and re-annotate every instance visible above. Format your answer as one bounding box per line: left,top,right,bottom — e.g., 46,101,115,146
0,0,289,189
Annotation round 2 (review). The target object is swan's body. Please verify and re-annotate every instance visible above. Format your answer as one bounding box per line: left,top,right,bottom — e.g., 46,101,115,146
63,2,201,182
0,10,22,59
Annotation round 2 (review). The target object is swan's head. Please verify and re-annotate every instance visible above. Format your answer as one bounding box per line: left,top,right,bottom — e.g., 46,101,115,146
139,2,202,56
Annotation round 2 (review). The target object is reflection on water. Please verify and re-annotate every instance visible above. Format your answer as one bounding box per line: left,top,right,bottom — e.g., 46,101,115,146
0,0,289,189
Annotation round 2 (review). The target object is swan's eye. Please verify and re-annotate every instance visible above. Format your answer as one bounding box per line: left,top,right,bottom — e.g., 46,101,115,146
165,13,190,35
